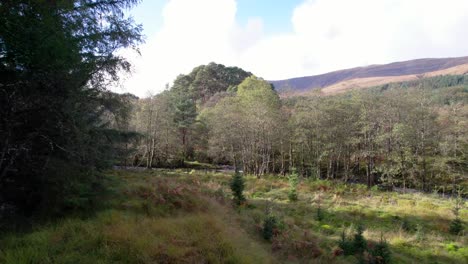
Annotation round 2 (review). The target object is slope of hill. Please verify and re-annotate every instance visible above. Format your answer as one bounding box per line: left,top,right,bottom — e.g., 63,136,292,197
321,63,468,95
2,169,466,263
271,56,468,94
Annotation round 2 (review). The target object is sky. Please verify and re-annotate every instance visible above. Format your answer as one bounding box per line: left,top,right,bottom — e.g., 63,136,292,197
117,0,468,97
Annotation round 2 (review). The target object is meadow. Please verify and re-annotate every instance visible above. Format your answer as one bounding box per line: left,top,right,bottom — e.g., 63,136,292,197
1,169,466,264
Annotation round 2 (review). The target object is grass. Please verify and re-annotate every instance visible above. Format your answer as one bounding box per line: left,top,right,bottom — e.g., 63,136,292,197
1,169,466,263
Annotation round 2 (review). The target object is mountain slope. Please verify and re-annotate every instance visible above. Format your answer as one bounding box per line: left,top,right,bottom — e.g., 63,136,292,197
321,63,468,95
271,56,468,94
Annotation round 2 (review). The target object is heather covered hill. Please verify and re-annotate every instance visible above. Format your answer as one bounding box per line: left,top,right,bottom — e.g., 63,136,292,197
271,56,468,94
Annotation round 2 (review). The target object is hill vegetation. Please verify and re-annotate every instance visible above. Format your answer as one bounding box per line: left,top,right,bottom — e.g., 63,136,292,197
271,57,468,94
320,64,468,95
1,169,466,263
0,1,466,263
126,72,467,196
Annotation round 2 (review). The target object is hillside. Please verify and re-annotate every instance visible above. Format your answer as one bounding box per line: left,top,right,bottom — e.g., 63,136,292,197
271,56,468,95
321,63,468,95
1,169,466,263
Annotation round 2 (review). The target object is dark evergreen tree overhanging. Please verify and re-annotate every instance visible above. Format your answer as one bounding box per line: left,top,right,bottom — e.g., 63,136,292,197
0,0,143,218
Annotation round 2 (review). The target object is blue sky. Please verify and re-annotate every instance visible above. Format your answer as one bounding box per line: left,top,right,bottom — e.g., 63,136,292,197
236,0,303,34
129,0,303,36
120,0,468,97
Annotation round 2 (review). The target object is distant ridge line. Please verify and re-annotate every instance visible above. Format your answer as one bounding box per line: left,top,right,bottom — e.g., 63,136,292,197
270,56,468,93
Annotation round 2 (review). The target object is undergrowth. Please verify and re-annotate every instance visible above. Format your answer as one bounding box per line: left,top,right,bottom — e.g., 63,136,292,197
1,169,466,264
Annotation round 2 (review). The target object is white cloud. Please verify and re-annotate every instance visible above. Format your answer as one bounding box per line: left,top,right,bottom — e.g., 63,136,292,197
117,0,468,97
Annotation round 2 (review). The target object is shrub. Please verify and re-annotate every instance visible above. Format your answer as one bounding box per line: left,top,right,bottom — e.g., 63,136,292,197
262,215,278,240
316,206,325,222
353,224,367,254
230,171,245,206
338,229,355,255
415,224,425,241
339,225,392,263
449,218,463,235
449,196,464,235
445,243,459,252
371,234,392,264
338,225,366,255
401,218,414,232
288,168,299,202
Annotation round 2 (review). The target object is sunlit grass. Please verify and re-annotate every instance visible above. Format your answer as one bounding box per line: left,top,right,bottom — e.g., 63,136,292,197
1,169,466,263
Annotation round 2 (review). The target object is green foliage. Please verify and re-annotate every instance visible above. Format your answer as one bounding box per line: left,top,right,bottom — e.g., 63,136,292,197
415,224,425,242
449,218,463,235
0,171,273,264
2,170,466,264
262,214,278,241
288,168,299,201
339,225,392,263
128,58,466,195
316,206,325,222
339,229,355,255
445,243,459,252
339,225,367,255
353,224,367,254
449,196,464,235
182,62,252,104
401,218,414,232
230,171,245,206
0,0,143,218
371,234,392,264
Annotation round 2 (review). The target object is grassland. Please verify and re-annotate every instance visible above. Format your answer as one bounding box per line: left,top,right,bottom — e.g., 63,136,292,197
1,169,466,263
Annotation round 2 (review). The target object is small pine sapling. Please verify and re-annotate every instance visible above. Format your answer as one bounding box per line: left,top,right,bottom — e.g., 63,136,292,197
371,233,392,264
315,191,325,221
262,201,278,240
401,218,413,232
415,224,425,241
230,170,245,206
338,229,354,255
449,195,464,235
353,224,367,254
316,207,324,222
288,168,299,201
262,214,278,240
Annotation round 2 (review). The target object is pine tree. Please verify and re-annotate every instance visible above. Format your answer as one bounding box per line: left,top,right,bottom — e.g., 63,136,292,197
0,0,143,216
288,167,299,201
449,196,464,235
353,224,367,254
371,233,392,264
262,214,277,240
230,170,245,206
171,75,197,162
338,229,354,255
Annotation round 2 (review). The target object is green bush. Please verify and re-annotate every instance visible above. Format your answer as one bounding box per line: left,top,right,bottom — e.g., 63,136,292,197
371,234,392,264
288,168,299,202
449,218,463,235
401,218,414,232
339,225,367,255
415,224,425,241
339,225,392,263
353,224,367,254
445,243,459,252
230,171,245,206
338,229,355,255
262,215,278,240
316,206,325,221
449,196,464,235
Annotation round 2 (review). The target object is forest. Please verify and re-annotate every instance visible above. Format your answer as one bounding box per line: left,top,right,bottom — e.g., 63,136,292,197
0,1,467,263
125,66,467,195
